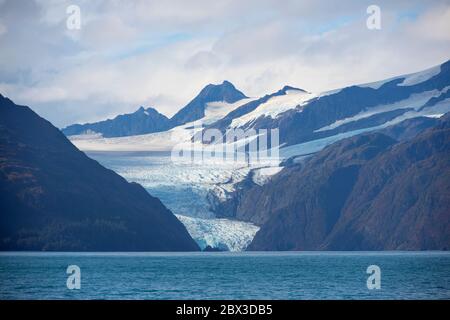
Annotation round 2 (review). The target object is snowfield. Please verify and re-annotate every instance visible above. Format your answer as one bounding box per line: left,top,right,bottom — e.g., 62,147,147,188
282,96,450,158
398,64,442,86
70,97,256,152
204,98,257,125
315,87,449,133
358,63,441,89
71,123,191,152
230,89,316,128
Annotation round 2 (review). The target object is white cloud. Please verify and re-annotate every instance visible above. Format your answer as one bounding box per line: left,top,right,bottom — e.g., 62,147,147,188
407,5,450,41
0,0,449,127
0,20,6,36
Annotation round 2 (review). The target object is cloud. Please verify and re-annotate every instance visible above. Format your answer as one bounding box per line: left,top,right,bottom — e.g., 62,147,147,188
0,20,6,36
406,5,450,41
0,0,449,127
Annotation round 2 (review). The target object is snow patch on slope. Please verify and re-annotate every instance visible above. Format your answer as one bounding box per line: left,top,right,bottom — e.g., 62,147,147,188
230,89,316,128
317,88,342,98
71,117,201,152
398,65,441,86
204,98,257,125
382,97,450,125
358,64,441,89
282,97,450,159
315,89,447,133
357,76,402,90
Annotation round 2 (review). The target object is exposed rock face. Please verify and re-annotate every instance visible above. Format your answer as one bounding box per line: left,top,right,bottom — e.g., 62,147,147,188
378,116,439,141
0,94,199,251
222,114,450,251
321,115,450,250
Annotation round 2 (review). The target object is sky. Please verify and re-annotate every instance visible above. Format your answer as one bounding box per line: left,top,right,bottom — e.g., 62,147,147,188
0,0,450,127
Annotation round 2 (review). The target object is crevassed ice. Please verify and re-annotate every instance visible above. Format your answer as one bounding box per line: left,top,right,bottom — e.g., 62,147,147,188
176,215,259,252
88,151,261,250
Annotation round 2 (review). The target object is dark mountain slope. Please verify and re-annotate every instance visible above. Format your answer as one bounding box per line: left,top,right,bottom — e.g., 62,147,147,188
0,94,199,251
243,133,396,250
378,116,439,141
322,114,450,250
243,114,450,250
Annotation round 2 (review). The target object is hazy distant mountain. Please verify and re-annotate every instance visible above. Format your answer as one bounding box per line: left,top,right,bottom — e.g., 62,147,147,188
170,80,247,126
233,114,450,250
0,94,199,251
62,106,171,138
62,80,248,138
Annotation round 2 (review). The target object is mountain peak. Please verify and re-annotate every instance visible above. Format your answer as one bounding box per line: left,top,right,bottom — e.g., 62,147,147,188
280,85,307,94
135,106,158,115
199,80,245,98
170,81,247,126
63,105,171,137
220,80,235,87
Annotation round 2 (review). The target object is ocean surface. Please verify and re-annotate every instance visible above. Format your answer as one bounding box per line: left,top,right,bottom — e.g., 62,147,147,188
0,252,449,300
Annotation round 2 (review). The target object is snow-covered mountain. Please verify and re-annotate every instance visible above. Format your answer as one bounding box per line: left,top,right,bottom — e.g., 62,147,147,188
203,85,312,131
63,80,248,138
170,80,248,126
71,60,450,159
205,60,450,157
68,59,450,251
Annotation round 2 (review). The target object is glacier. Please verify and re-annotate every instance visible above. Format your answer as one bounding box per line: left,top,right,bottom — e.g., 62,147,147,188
230,88,316,128
69,60,450,251
175,215,259,252
86,150,260,251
